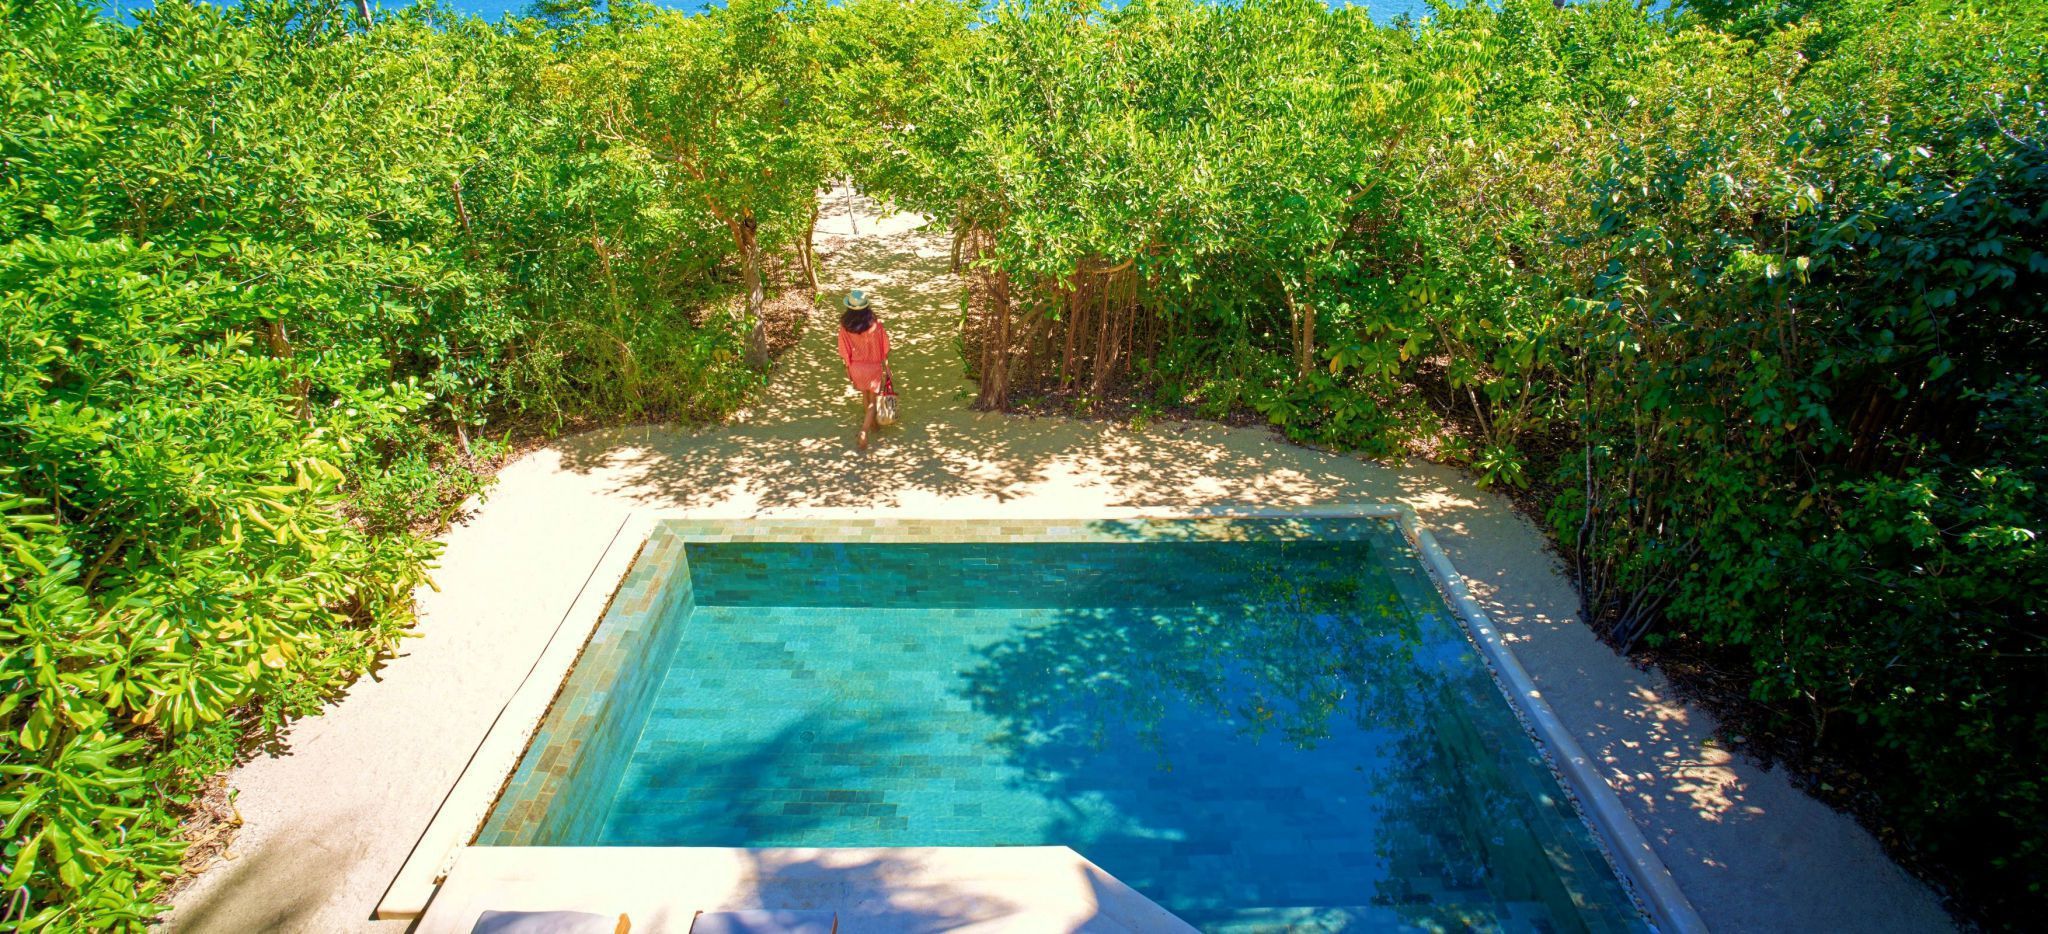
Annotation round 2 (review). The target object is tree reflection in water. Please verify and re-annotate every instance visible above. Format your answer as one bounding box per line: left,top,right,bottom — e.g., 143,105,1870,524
957,537,1636,932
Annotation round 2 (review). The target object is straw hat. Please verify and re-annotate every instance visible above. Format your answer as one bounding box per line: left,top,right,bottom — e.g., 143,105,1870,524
843,289,871,310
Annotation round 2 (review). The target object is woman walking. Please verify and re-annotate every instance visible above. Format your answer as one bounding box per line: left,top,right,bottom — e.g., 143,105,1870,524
835,290,893,449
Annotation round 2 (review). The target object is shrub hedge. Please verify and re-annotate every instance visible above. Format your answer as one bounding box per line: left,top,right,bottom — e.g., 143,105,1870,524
875,0,2045,923
2,0,2040,928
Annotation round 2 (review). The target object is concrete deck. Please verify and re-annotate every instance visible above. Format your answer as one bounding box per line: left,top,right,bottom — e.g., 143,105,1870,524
167,191,1953,933
416,847,1195,933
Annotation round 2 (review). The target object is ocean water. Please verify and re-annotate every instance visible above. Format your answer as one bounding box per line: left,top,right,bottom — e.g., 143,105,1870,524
492,529,1645,932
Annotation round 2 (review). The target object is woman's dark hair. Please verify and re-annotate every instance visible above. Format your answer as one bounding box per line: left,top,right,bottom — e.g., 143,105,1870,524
841,305,875,334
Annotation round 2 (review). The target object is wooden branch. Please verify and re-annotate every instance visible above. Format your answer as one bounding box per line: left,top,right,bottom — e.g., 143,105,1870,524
79,530,132,594
449,179,474,236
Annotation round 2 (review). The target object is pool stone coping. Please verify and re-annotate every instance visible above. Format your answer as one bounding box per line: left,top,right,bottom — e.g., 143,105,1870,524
376,506,1706,934
1395,510,1708,934
375,511,657,921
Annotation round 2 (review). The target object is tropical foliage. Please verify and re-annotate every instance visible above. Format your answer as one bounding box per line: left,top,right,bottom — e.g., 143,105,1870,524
2,0,2042,928
0,0,884,924
875,0,2046,923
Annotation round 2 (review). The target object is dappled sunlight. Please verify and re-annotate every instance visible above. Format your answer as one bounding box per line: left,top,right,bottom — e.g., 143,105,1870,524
1564,679,1764,843
545,192,1423,518
1668,746,1744,824
1394,488,1482,517
1634,686,1695,728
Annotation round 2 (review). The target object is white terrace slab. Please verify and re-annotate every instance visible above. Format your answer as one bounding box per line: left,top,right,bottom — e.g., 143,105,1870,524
415,845,1196,933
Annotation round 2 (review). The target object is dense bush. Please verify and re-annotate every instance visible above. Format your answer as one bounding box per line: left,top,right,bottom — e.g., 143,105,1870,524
880,0,2045,922
1545,7,2048,915
3,0,2040,927
0,0,882,924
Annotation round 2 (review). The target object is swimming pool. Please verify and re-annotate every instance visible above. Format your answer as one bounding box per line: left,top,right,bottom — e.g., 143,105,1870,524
479,517,1646,932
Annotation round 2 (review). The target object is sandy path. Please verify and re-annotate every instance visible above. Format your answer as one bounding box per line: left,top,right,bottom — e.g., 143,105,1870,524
168,192,1952,933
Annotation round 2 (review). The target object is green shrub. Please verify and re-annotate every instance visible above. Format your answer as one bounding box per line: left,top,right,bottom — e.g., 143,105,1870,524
4,0,2041,926
0,0,802,925
881,0,2046,922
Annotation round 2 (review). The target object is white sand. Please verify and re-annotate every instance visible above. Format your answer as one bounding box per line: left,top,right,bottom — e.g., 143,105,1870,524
168,192,1952,933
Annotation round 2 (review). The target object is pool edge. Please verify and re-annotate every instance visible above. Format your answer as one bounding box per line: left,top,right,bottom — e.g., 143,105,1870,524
378,504,1708,933
1396,512,1709,934
376,512,660,921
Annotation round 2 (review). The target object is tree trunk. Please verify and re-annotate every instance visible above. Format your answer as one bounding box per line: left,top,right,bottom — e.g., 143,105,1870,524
1301,299,1316,377
977,271,1013,409
735,214,769,368
355,0,371,27
1060,281,1082,389
1282,282,1314,378
799,203,820,293
1090,271,1115,398
265,319,310,422
449,178,476,250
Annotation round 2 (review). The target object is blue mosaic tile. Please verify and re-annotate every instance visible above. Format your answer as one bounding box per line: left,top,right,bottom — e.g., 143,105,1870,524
480,519,1645,933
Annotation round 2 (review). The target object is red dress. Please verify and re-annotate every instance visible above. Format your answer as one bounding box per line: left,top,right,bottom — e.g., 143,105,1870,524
837,322,890,394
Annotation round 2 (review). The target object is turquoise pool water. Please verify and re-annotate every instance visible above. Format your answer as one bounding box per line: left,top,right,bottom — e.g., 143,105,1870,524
483,519,1644,933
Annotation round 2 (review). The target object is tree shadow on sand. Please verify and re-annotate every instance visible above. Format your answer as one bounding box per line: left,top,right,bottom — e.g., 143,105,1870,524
541,191,1423,514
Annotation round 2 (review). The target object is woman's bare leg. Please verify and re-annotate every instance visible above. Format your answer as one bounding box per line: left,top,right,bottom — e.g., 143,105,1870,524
858,390,877,449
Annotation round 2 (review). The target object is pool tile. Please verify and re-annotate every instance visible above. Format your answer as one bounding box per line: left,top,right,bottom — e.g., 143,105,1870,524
480,518,1646,933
